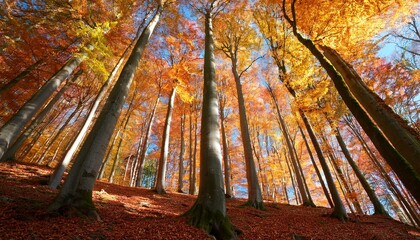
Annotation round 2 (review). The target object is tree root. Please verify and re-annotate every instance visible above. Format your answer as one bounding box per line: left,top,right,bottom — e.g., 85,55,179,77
240,199,265,210
330,208,348,222
48,190,100,221
184,203,238,240
302,201,316,208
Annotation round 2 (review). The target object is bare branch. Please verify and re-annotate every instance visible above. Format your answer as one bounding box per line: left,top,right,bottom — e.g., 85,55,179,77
239,55,265,78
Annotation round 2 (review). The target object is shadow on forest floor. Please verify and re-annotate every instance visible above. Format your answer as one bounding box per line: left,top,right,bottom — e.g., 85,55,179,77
0,162,419,240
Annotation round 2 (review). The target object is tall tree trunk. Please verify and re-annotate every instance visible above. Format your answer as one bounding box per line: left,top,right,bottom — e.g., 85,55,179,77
321,46,420,174
325,143,363,215
219,97,232,198
250,130,267,199
319,132,364,214
267,85,314,206
98,126,121,179
108,112,133,183
335,127,388,215
0,58,44,95
188,111,196,195
2,69,83,162
155,87,177,194
284,150,301,205
283,3,420,203
37,102,83,165
346,116,420,225
48,22,142,189
106,92,135,182
263,25,344,215
298,126,334,207
20,106,63,161
48,7,162,218
0,56,84,160
177,114,186,193
184,10,236,240
135,92,160,187
230,55,264,209
190,120,198,195
328,154,356,215
273,145,291,204
300,111,348,220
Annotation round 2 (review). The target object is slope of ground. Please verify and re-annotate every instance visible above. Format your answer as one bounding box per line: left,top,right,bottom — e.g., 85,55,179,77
0,162,419,240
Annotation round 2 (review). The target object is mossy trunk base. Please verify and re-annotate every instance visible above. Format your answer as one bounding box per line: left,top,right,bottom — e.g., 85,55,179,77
154,188,166,195
184,203,238,240
373,207,389,216
241,199,265,210
48,189,100,220
302,201,316,208
331,208,348,222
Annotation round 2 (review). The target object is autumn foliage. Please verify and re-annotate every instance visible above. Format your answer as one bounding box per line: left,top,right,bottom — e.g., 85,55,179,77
1,0,419,239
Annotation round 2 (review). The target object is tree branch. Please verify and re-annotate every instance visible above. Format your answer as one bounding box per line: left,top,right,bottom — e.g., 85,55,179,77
239,54,265,78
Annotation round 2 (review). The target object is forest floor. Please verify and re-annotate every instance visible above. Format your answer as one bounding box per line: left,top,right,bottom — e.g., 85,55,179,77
0,163,419,240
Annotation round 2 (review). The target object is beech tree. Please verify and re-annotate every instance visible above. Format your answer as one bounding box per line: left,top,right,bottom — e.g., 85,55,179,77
183,1,237,239
281,0,420,204
215,4,264,209
0,56,84,161
254,2,347,219
2,0,419,232
48,2,164,218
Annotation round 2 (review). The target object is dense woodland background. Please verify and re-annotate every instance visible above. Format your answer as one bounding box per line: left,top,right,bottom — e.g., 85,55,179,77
0,0,419,239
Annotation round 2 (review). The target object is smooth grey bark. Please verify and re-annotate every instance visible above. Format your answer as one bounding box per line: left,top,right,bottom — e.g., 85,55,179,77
321,45,420,175
0,56,84,160
48,21,144,189
155,87,177,194
177,113,186,193
1,69,83,162
220,33,264,210
184,8,236,240
48,6,162,218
